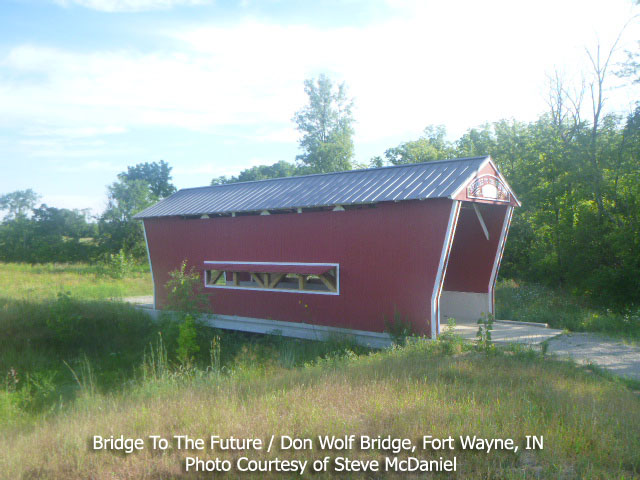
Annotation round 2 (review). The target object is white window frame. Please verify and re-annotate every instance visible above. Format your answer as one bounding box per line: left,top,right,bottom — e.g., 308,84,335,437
203,261,340,296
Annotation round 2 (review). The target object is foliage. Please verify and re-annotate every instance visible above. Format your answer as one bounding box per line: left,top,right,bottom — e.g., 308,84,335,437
382,125,456,165
0,272,370,418
121,160,176,198
431,319,465,355
176,314,200,364
0,189,40,221
165,261,210,364
476,312,495,352
372,107,640,308
0,203,96,263
383,307,415,345
293,74,355,173
165,261,209,314
211,160,300,185
97,249,138,279
98,161,176,259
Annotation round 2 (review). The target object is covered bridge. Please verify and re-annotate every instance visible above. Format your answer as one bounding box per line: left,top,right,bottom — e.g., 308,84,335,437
135,156,520,346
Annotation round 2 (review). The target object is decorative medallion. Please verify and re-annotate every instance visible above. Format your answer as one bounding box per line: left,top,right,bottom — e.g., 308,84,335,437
467,175,510,202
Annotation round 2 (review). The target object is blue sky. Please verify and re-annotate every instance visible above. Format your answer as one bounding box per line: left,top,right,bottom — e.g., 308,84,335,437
1,0,638,215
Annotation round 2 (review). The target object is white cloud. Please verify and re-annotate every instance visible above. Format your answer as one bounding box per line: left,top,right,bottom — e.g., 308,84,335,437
2,0,638,157
24,125,127,138
53,0,210,13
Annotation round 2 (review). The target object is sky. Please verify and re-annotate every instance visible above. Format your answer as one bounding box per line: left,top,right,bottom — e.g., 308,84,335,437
0,0,638,215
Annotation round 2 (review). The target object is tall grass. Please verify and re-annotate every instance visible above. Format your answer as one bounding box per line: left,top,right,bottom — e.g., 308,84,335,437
1,340,639,479
0,262,152,301
0,291,369,423
1,264,639,478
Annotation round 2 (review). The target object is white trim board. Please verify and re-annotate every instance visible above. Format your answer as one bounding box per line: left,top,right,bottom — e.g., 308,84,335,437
488,206,514,315
430,200,461,338
203,261,340,296
140,309,393,349
472,203,490,240
142,220,156,310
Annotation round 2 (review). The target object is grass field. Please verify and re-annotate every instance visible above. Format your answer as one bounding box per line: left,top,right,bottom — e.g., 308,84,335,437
0,262,152,300
1,262,639,479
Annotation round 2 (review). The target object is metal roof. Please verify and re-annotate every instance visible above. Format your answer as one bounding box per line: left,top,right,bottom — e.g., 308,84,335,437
134,156,491,219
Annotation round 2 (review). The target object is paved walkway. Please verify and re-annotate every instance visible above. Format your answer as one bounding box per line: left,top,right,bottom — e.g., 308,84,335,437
447,319,563,344
546,333,640,381
122,295,154,308
449,319,640,382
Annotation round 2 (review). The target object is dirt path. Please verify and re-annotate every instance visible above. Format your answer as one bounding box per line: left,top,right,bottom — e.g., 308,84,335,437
546,332,640,382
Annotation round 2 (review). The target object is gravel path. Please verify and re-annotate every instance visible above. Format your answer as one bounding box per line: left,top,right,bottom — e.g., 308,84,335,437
546,332,640,382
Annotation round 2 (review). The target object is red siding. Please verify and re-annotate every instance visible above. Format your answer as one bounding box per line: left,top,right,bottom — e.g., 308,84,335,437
443,203,508,293
144,199,454,336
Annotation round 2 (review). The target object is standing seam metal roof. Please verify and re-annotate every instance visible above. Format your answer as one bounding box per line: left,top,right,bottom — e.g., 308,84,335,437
134,156,491,219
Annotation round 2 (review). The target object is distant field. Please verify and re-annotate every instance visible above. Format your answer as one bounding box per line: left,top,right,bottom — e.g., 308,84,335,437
0,262,152,301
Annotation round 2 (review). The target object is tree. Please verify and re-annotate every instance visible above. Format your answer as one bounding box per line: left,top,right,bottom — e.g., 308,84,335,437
0,189,40,221
211,161,299,185
293,74,355,173
121,160,176,198
383,125,455,165
99,161,176,258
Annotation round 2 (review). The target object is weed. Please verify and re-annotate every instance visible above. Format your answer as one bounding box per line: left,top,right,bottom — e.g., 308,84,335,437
383,307,415,346
176,314,200,365
63,355,96,397
209,335,221,372
165,260,209,314
142,333,169,381
5,367,19,393
476,312,495,352
433,319,465,355
97,249,137,279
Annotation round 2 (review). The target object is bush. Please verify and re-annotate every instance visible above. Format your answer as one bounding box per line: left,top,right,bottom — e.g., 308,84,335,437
165,260,209,314
98,249,137,279
384,308,415,346
176,314,200,364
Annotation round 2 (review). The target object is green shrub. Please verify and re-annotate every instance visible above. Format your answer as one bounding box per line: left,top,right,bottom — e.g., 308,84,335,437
176,314,200,364
165,260,209,314
98,249,137,279
384,307,415,345
433,319,465,355
476,312,495,352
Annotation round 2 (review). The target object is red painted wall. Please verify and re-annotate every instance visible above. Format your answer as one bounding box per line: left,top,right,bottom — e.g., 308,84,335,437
144,199,454,336
443,203,508,293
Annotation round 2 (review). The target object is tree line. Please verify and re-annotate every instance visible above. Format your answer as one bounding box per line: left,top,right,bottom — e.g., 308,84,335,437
0,161,176,264
1,44,639,307
211,51,640,309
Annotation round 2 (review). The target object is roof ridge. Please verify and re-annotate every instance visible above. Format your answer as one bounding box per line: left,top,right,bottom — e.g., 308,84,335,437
177,156,490,192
